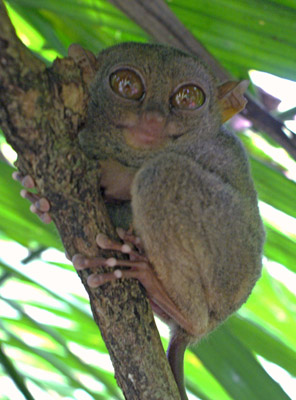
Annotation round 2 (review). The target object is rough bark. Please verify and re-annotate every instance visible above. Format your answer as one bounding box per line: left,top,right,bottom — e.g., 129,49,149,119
0,2,180,399
109,0,296,160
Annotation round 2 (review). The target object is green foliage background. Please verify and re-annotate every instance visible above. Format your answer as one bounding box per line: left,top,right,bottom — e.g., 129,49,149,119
0,1,295,399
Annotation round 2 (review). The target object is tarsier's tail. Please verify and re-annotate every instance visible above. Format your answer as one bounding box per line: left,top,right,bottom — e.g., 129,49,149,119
167,328,191,400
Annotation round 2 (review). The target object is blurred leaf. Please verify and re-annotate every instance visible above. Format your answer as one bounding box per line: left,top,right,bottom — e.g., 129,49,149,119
169,0,296,80
250,158,296,219
5,0,147,62
0,281,120,399
227,315,296,377
194,324,291,400
242,268,296,350
0,161,62,250
5,0,296,81
0,345,34,400
264,225,296,273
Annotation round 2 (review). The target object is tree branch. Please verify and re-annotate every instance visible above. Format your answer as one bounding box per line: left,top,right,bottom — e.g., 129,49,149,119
0,2,180,399
108,0,296,160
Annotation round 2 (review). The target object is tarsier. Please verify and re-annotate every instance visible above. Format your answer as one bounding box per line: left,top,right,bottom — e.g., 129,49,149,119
15,42,265,400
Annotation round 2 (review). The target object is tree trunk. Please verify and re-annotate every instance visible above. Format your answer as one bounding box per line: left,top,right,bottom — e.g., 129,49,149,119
0,2,180,399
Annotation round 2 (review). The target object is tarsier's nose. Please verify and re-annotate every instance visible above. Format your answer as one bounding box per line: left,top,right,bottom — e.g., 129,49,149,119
140,111,166,135
142,110,165,124
124,109,167,149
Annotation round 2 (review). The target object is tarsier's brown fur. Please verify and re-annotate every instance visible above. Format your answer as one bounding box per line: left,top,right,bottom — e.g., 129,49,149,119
20,42,265,400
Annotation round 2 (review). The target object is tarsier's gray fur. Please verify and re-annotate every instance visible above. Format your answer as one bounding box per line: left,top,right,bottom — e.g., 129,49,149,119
79,42,265,400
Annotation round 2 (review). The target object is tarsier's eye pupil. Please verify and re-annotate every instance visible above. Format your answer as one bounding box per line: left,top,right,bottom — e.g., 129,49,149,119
171,85,205,110
110,69,144,100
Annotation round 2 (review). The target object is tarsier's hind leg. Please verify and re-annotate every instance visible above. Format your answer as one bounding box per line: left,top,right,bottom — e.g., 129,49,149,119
73,232,196,335
73,231,192,400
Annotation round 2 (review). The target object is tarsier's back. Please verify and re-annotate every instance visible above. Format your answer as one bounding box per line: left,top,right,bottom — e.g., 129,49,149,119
78,42,265,399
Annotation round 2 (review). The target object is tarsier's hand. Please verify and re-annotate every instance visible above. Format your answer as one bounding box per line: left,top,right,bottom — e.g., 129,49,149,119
12,171,52,224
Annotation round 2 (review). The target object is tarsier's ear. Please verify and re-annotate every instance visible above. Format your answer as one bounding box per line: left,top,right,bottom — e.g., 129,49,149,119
68,44,97,87
217,80,249,123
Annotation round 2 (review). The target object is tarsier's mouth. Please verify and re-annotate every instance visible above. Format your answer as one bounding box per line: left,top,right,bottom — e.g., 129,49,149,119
116,120,187,149
123,126,167,149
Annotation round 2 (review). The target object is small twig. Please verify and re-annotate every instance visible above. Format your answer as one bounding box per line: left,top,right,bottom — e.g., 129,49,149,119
21,247,47,264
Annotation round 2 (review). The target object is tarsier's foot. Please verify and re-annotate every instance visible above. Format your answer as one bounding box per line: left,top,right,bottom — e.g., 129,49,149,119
12,171,51,223
72,231,147,287
72,231,194,334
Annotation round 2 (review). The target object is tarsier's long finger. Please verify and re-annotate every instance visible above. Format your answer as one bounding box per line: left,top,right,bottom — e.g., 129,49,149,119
20,190,52,223
96,233,146,261
73,253,112,270
20,190,50,212
14,172,50,211
20,189,39,204
73,255,149,287
13,173,49,210
116,227,143,251
73,253,147,271
12,172,35,189
87,270,125,287
73,254,134,287
29,204,52,224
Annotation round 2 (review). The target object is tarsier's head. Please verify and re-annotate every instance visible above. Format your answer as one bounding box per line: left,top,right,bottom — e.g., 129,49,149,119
74,42,248,165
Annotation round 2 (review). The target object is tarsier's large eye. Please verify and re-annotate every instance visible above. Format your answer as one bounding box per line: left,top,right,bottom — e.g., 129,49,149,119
171,84,205,110
110,69,144,100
